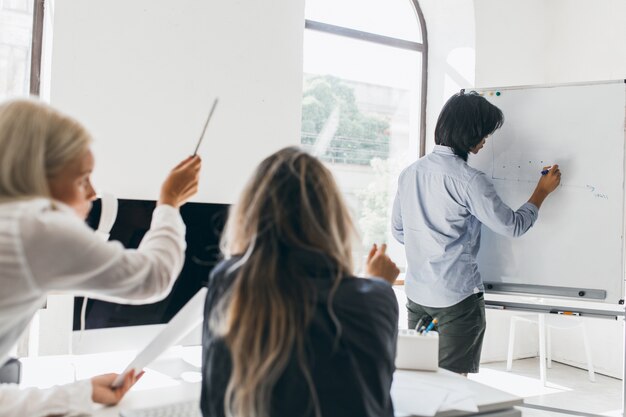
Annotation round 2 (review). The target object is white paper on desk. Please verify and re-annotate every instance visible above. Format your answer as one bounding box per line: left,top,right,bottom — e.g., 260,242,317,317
392,385,447,416
111,288,208,387
391,372,478,416
439,391,479,413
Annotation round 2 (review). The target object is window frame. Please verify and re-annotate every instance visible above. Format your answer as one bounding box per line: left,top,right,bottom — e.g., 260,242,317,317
29,0,44,96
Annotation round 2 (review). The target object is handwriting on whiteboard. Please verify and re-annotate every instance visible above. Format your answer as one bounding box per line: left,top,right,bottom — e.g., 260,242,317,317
586,185,608,200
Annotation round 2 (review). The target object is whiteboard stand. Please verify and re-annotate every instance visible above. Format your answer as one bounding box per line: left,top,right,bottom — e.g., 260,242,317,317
468,80,626,416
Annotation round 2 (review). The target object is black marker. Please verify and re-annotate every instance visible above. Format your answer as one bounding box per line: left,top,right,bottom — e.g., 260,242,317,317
550,310,581,316
193,98,219,156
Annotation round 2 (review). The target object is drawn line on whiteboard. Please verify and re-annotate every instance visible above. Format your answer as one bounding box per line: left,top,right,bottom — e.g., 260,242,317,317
490,177,607,199
491,176,585,188
488,139,607,198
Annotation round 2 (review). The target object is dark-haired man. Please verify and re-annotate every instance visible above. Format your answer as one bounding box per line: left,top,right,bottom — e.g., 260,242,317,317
391,91,561,375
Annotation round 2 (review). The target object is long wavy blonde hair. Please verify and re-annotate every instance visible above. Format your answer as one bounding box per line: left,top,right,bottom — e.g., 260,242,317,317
211,147,357,417
0,99,91,202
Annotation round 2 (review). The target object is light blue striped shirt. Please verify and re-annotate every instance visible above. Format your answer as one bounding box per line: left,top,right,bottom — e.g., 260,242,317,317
391,145,539,307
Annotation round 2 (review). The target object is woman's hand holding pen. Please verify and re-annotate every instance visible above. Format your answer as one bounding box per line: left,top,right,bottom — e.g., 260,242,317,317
365,243,400,284
158,155,202,208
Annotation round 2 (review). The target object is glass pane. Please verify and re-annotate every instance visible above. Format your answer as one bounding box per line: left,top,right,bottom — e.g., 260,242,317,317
305,0,421,43
5,0,32,12
302,29,423,271
0,2,34,99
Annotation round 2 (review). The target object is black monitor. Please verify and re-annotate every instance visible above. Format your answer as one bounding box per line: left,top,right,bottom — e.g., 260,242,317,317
74,199,229,332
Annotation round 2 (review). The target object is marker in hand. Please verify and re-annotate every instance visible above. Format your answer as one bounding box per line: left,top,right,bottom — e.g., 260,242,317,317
541,164,559,176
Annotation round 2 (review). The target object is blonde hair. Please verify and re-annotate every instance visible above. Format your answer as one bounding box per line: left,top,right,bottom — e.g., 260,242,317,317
0,98,92,202
211,147,357,417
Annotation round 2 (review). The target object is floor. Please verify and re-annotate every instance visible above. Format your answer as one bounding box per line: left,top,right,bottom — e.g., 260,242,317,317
391,288,623,416
470,358,622,416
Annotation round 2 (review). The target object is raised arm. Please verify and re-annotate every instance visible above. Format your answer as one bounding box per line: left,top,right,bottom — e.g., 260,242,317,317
21,203,187,304
466,166,560,238
22,155,202,304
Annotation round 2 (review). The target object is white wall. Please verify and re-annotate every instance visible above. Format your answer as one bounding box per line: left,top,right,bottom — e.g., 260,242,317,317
475,0,626,87
419,0,476,154
48,0,305,204
474,0,548,87
544,0,626,83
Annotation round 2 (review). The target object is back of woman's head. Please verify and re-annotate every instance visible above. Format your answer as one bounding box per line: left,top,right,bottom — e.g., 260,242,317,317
223,146,355,268
434,90,504,161
214,146,356,417
0,99,91,202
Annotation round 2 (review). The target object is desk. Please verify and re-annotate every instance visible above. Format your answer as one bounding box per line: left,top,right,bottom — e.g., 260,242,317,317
19,347,522,417
393,369,521,417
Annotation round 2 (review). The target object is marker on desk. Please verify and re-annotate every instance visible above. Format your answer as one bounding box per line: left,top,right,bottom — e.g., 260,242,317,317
550,310,581,316
423,318,438,334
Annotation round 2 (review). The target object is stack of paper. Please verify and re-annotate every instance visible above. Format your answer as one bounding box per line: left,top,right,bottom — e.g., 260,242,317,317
391,372,478,416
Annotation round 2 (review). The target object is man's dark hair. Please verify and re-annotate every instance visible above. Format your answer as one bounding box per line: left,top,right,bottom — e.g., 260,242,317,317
434,90,504,161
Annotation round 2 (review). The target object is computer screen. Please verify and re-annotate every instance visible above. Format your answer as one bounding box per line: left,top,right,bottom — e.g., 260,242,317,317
73,198,229,331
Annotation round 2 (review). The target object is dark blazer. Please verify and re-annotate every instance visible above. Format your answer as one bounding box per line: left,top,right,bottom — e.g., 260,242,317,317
200,250,398,417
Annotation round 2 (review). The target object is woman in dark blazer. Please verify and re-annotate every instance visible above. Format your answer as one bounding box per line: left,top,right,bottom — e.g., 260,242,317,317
201,147,400,417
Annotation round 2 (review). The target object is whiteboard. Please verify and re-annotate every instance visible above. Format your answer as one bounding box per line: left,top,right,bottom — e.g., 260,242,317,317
48,0,304,203
469,81,626,304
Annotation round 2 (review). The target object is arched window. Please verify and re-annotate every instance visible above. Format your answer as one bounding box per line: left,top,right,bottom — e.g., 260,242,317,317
301,0,427,267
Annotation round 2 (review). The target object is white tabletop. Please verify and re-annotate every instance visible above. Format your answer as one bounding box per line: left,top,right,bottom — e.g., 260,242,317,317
393,369,521,417
19,346,522,417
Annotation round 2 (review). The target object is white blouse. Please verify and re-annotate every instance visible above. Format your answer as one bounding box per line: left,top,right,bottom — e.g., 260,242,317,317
0,198,187,417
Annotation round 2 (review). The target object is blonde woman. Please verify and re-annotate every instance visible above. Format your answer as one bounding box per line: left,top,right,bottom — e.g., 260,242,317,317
201,147,400,417
0,99,201,416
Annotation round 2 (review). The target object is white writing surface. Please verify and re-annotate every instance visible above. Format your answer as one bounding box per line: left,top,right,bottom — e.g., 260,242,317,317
469,82,625,304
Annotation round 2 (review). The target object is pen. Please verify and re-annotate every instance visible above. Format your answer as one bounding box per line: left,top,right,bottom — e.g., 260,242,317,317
541,168,550,175
193,97,219,156
423,318,438,334
414,317,425,331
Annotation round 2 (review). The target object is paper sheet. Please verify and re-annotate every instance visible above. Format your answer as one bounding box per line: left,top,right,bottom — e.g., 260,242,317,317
391,372,478,416
111,288,207,387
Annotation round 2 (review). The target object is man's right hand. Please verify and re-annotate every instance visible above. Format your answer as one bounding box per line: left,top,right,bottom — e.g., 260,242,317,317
528,164,561,209
537,164,561,194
